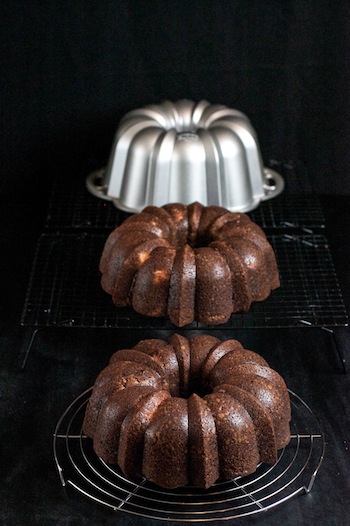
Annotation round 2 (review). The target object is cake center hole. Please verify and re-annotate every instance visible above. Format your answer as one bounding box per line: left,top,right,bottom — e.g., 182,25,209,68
184,232,214,249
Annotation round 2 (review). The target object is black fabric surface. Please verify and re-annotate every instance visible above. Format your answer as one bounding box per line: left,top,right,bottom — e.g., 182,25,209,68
2,0,350,198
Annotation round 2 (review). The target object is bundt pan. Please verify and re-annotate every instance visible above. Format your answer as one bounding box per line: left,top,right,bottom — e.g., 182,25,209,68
86,100,284,213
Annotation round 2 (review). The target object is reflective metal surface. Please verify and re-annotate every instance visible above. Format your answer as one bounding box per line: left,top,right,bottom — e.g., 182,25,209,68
86,100,284,213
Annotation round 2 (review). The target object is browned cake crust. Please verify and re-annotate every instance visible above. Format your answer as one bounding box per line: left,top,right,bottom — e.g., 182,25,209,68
131,246,176,317
168,333,191,396
111,237,169,306
204,391,260,478
143,397,189,488
108,348,168,388
168,244,196,327
209,240,252,312
118,390,171,478
133,339,180,396
83,334,291,489
99,202,280,327
194,247,233,324
201,339,245,387
214,384,277,464
162,202,188,247
187,201,203,246
89,385,156,463
196,205,227,244
188,393,219,488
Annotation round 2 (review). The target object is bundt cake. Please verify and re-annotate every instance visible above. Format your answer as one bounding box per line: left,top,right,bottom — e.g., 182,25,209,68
99,202,280,326
83,334,291,489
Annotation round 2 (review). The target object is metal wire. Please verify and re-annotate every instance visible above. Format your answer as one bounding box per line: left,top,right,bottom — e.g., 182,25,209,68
53,389,325,522
44,159,323,232
20,233,348,329
21,169,348,330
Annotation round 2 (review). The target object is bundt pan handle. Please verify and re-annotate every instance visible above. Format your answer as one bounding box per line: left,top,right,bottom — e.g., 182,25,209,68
261,168,285,202
86,100,284,213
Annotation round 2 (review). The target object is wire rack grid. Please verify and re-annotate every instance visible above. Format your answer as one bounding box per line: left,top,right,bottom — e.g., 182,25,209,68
21,167,349,331
20,232,348,330
45,176,325,232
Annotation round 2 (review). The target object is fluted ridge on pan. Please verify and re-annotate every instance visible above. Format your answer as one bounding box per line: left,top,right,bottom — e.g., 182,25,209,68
118,100,250,133
101,100,284,213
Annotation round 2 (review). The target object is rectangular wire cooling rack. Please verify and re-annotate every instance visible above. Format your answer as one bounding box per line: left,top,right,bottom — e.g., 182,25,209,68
44,175,325,233
21,233,347,329
20,171,348,330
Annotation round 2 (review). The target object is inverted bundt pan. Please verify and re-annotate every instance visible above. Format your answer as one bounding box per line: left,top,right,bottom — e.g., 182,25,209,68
86,100,284,213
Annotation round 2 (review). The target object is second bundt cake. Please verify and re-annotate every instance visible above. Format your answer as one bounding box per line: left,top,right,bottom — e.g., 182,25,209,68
83,334,291,489
99,202,280,326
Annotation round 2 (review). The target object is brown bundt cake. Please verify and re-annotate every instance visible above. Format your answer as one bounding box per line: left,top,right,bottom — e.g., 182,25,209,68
99,202,279,327
83,334,291,489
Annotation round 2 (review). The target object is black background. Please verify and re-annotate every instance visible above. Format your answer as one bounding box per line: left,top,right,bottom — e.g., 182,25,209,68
2,3,350,525
2,0,350,200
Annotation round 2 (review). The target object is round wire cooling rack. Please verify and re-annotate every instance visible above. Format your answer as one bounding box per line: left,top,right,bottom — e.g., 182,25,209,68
53,388,325,522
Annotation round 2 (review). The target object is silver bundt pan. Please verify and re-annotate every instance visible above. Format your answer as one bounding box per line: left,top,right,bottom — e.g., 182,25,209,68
86,100,284,213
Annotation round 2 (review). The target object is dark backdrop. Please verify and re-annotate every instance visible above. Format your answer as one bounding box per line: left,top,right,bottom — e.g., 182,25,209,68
2,0,350,200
